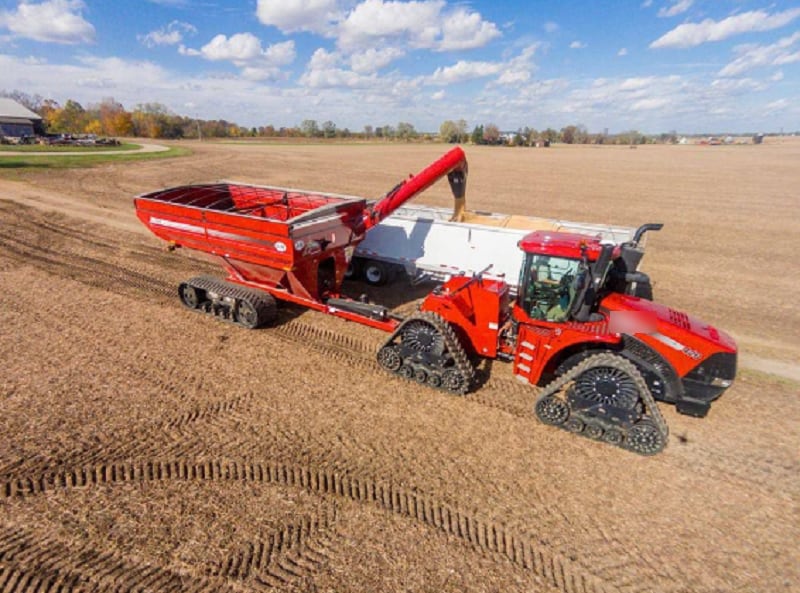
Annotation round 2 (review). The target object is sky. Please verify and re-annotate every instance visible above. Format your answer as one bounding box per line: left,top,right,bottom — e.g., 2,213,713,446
0,0,798,133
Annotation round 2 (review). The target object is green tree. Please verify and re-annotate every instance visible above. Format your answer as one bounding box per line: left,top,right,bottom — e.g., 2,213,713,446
301,119,320,137
322,120,337,138
396,122,417,141
439,120,465,143
470,125,484,145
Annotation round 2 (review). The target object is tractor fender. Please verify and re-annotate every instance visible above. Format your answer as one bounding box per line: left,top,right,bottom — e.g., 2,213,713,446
552,335,683,404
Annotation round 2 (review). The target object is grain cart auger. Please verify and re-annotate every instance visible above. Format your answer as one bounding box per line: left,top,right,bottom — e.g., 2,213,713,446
135,147,737,456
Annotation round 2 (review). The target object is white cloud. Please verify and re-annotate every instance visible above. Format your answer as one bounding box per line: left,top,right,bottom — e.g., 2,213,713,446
771,70,784,82
0,0,95,44
569,41,586,49
641,0,653,7
709,77,766,93
618,48,628,56
718,32,800,76
495,44,539,86
543,21,559,33
765,98,790,112
427,60,503,85
337,0,500,52
657,0,693,19
651,8,800,49
349,47,405,73
431,90,445,100
139,21,196,48
439,7,502,50
180,34,295,81
299,48,378,88
183,34,295,67
256,0,342,35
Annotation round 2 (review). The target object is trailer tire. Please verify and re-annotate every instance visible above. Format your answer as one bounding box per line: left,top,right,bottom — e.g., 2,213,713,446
363,260,392,286
344,257,362,281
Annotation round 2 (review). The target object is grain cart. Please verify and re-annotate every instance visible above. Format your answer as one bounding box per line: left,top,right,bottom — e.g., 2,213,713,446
135,147,737,455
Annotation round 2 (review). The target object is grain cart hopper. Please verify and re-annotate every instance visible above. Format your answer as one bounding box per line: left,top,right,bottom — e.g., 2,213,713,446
135,147,737,456
134,147,468,331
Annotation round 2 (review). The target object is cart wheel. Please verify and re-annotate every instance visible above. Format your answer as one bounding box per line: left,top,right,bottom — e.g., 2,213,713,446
236,299,260,329
179,283,201,309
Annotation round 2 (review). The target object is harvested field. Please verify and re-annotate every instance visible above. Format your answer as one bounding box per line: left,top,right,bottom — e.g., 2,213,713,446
1,140,798,592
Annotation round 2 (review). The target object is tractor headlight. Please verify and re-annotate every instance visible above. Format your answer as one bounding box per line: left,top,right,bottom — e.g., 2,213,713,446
710,377,732,388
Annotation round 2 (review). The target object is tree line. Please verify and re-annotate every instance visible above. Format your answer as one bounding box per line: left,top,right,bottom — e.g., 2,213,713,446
3,89,690,145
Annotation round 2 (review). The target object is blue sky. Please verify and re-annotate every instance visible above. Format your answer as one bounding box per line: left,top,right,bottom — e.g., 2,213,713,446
1,0,798,133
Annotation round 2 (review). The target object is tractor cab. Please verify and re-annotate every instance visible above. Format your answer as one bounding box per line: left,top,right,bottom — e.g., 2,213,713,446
516,231,612,323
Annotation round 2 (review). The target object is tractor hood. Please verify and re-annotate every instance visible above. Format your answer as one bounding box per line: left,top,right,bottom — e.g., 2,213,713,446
600,292,737,377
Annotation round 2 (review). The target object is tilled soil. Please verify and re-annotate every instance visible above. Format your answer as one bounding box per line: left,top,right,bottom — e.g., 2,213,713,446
1,141,798,593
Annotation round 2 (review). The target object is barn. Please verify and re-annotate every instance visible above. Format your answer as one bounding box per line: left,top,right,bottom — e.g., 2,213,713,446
0,98,44,138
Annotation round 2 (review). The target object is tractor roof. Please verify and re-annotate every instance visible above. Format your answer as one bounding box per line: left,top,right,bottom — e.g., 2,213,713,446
518,230,612,260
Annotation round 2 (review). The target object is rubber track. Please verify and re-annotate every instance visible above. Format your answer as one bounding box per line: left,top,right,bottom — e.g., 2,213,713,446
380,310,475,394
184,275,277,327
0,524,232,593
535,352,668,452
2,460,616,593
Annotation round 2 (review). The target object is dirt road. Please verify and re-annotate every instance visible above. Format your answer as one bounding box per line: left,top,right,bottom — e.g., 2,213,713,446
1,141,798,592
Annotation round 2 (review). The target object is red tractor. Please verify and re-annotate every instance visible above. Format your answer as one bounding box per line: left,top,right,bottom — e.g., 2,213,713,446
135,147,736,455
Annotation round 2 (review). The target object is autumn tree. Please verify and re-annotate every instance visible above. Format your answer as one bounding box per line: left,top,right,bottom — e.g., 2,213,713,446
483,123,501,145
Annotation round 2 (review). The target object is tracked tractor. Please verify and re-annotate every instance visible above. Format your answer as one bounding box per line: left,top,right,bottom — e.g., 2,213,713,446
135,147,737,456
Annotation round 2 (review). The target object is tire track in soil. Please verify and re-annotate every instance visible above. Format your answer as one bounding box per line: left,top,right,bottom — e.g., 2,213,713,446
0,524,235,593
0,282,396,488
1,204,795,500
2,459,616,593
208,506,341,590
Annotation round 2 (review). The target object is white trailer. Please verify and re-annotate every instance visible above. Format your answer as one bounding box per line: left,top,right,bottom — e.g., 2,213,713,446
350,204,637,287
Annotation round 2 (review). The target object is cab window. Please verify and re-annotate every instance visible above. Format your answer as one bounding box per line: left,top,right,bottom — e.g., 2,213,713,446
518,254,582,322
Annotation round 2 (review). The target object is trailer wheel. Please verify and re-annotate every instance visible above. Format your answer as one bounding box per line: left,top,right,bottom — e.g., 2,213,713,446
344,258,362,281
363,260,392,286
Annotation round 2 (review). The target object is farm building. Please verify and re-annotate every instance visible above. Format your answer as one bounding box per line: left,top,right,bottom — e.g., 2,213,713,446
0,98,44,138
